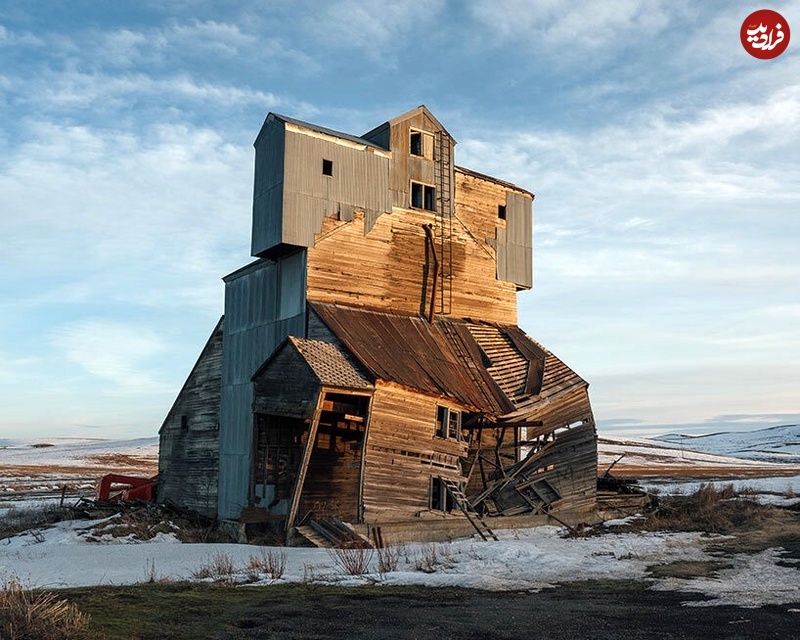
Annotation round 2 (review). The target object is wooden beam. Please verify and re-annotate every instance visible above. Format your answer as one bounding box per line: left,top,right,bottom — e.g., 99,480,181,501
285,391,325,533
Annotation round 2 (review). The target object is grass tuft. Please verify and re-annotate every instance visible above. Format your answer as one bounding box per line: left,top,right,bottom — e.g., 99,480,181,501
328,543,374,576
0,574,90,640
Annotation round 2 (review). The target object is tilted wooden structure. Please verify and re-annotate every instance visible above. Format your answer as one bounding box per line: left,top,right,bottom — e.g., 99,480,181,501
158,106,598,543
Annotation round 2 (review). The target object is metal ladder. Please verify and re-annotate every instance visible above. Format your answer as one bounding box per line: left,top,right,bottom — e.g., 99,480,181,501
434,131,453,315
441,479,498,541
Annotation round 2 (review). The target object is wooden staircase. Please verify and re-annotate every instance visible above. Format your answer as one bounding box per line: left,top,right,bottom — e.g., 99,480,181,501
295,518,372,548
441,479,498,541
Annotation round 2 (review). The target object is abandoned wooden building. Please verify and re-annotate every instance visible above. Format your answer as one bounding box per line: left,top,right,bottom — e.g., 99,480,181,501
158,106,598,544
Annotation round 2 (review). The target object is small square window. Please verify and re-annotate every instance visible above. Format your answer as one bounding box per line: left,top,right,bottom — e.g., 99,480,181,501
411,182,436,211
322,159,333,176
498,205,507,220
180,415,189,431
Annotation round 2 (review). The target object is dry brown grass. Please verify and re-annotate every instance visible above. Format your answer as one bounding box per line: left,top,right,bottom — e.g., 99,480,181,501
246,549,287,581
328,543,374,576
0,574,90,640
636,483,773,534
0,503,72,541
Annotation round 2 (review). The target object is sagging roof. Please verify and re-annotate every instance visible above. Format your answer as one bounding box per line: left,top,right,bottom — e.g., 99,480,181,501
311,302,511,413
467,323,588,422
310,302,587,418
287,336,373,390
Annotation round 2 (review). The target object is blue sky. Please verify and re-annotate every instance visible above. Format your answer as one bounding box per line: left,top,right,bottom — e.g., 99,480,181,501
1,1,798,439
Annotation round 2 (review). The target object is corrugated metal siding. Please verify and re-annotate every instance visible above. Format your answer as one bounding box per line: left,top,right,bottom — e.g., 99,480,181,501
217,254,307,520
496,192,533,289
251,117,285,256
282,129,391,244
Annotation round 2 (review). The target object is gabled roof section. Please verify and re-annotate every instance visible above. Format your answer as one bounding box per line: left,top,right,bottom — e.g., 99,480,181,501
455,165,534,199
362,105,457,144
309,302,588,420
252,335,373,391
310,302,512,413
287,336,373,390
257,112,387,151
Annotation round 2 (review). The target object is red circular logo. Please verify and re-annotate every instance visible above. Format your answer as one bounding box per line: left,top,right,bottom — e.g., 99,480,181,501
741,10,790,59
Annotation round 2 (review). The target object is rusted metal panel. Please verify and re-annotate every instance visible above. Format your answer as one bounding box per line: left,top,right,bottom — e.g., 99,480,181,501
310,302,514,414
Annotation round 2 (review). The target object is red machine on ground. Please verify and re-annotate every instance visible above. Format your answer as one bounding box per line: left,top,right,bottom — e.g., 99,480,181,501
95,474,158,502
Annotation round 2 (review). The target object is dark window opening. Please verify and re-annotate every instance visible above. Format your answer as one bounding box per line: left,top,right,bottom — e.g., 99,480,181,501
424,185,436,211
410,131,422,156
430,477,455,512
180,415,189,431
322,159,333,176
498,204,507,220
412,182,436,211
435,405,461,440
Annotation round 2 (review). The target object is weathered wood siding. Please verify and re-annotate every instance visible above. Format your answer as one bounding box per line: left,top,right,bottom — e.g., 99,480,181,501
305,200,520,324
362,382,469,523
385,110,452,209
457,169,533,291
158,319,223,517
252,343,321,420
298,418,364,523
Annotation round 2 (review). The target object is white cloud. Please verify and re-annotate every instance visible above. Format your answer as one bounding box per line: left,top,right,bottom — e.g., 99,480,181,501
302,0,446,50
19,69,283,109
50,320,169,393
469,0,676,58
0,24,43,47
0,119,253,307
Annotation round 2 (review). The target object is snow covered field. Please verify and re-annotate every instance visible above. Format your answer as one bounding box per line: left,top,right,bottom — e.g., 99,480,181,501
3,514,798,609
2,428,799,609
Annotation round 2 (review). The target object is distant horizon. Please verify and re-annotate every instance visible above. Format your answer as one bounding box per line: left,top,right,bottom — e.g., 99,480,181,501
4,418,800,444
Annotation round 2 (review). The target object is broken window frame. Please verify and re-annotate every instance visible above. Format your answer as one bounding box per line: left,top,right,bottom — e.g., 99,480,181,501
435,405,461,441
429,477,455,512
409,128,434,159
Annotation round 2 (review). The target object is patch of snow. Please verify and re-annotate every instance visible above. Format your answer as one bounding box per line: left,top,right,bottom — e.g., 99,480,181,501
651,549,800,608
654,425,800,464
642,475,800,497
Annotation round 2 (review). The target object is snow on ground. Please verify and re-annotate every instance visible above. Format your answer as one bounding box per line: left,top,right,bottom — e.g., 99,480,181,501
651,549,800,608
655,425,800,465
641,475,800,507
598,436,788,470
0,437,158,468
2,517,798,608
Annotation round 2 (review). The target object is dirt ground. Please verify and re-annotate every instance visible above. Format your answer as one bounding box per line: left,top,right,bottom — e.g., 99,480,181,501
215,583,800,640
